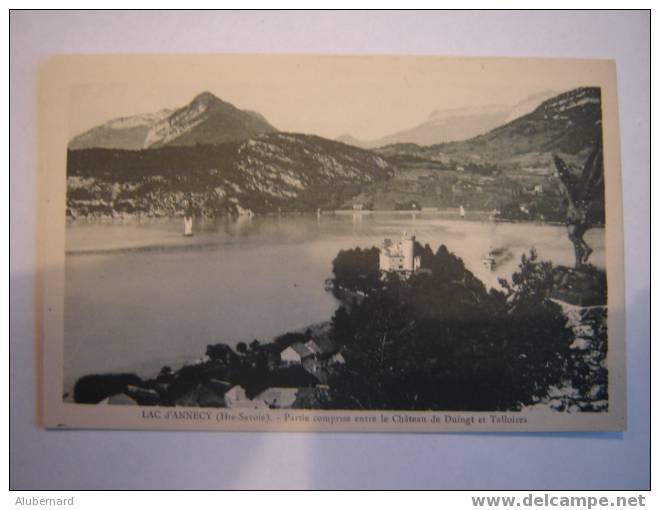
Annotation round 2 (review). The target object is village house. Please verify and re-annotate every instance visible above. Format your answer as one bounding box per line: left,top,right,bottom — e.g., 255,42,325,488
224,385,309,410
278,336,343,384
329,352,346,365
280,342,323,379
304,339,324,355
254,387,300,409
280,342,315,365
224,385,269,409
522,183,544,196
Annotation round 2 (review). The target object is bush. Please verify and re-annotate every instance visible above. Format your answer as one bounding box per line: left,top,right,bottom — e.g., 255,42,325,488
73,373,142,403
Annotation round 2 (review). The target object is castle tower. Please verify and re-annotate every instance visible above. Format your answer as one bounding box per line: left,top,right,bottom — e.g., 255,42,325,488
379,238,392,272
401,231,415,272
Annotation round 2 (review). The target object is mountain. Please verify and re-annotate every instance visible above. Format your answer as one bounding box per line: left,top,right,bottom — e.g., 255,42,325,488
336,133,366,147
424,87,603,166
66,133,393,218
383,104,511,146
353,88,604,222
375,87,603,169
339,91,557,149
502,90,558,124
68,92,277,150
68,110,172,150
66,87,602,221
143,92,277,148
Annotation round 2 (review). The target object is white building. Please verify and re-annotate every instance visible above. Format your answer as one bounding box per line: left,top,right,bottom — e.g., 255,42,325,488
224,385,269,409
280,342,319,365
379,232,421,274
254,387,299,409
329,352,346,365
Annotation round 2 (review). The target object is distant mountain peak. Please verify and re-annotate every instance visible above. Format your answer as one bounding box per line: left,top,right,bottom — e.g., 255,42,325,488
341,91,559,149
69,92,277,150
189,91,230,110
192,90,220,102
336,133,367,148
426,104,509,122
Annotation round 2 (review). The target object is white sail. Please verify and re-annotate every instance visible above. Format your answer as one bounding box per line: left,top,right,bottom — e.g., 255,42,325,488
183,216,193,236
459,205,466,218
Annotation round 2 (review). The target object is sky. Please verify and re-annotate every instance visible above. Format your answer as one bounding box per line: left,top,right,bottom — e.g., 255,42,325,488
67,55,611,141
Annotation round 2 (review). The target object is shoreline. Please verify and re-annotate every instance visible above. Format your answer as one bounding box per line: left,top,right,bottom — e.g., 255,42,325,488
64,319,335,400
65,210,605,229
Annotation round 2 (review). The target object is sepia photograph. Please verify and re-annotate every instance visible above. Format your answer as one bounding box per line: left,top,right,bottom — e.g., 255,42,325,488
38,54,625,432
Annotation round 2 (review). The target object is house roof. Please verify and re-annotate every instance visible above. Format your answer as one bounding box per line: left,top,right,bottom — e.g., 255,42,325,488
304,340,323,355
224,385,270,409
282,342,315,359
313,336,338,354
330,352,345,364
224,385,247,401
254,387,299,409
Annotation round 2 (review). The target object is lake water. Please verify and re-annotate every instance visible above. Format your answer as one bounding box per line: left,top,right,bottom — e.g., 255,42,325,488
64,212,605,390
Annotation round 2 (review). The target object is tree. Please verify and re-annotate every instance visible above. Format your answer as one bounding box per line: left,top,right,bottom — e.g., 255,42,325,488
331,246,381,294
553,142,604,267
326,246,573,411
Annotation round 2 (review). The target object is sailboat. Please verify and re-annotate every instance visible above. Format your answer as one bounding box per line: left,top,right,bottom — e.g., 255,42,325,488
459,205,466,218
183,215,193,236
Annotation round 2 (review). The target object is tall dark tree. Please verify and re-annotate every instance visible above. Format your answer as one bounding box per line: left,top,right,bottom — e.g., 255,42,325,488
553,141,604,268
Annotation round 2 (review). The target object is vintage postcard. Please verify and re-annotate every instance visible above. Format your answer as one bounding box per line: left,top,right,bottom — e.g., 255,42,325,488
38,55,625,432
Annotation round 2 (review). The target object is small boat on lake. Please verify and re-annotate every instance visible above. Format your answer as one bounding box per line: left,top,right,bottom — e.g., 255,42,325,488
459,205,466,218
183,216,193,236
482,246,513,271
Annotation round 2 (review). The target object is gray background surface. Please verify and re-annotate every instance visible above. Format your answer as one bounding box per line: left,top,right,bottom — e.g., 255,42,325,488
10,11,650,489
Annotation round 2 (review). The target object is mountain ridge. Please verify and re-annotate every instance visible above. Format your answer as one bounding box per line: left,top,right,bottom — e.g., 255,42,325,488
67,87,603,221
338,90,558,149
374,87,603,170
68,92,277,150
66,132,393,218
